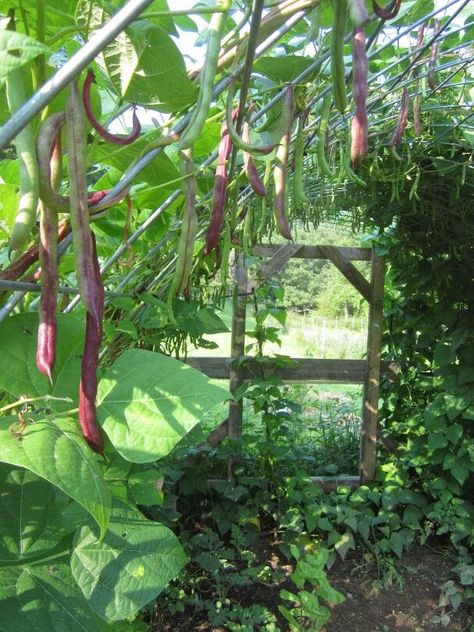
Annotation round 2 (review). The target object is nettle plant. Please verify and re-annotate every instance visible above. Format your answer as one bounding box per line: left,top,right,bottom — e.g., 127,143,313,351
0,313,228,628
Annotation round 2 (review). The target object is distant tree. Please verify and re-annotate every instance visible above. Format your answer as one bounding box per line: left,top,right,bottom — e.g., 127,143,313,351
272,224,369,317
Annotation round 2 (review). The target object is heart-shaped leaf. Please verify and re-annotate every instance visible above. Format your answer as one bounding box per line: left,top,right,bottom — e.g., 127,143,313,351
0,313,84,411
0,31,47,88
97,349,229,463
70,500,187,621
101,22,197,111
0,417,110,538
0,564,106,632
0,465,72,563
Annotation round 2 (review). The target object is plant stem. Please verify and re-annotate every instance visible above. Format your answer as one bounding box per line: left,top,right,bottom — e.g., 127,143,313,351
0,395,73,414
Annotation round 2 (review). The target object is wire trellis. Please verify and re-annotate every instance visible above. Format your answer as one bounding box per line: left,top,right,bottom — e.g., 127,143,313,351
0,0,472,324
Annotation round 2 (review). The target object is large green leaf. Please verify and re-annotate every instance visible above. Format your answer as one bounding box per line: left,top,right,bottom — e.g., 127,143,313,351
0,466,71,563
101,21,197,111
0,313,84,412
94,139,180,191
0,564,107,632
97,349,229,463
0,31,47,88
0,417,110,538
70,500,187,621
253,55,316,84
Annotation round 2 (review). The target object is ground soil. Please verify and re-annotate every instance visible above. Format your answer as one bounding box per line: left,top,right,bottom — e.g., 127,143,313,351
152,544,473,631
326,547,472,632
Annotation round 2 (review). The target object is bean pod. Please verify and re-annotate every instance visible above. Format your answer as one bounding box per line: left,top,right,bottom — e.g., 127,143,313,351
78,231,104,453
242,117,267,197
179,0,232,149
272,85,294,240
348,0,369,27
170,149,198,293
389,87,410,153
66,81,102,323
293,115,309,206
350,26,368,166
428,20,440,92
317,94,334,177
36,133,62,381
412,23,426,137
37,113,125,215
82,69,141,145
205,118,233,255
7,68,40,255
226,86,275,155
372,0,402,20
330,0,348,114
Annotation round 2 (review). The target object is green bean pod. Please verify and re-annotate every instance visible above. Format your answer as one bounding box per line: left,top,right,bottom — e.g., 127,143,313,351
343,142,367,187
293,117,309,206
272,85,294,241
171,148,198,294
7,68,39,255
66,80,102,322
226,86,275,156
304,5,321,46
179,0,231,149
330,0,348,114
242,118,267,197
428,19,440,92
412,23,425,137
316,94,334,177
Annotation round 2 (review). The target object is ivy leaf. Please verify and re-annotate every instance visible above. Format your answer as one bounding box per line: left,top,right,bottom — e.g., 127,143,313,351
428,432,448,451
70,500,187,621
449,462,470,486
334,531,355,560
445,423,463,445
0,564,106,632
0,313,84,412
0,417,110,539
444,394,471,421
97,350,229,463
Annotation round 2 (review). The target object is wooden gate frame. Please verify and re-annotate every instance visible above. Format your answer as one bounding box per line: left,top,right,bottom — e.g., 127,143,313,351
186,243,385,490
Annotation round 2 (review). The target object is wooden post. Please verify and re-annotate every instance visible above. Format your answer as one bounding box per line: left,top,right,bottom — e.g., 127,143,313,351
227,252,248,479
360,248,385,482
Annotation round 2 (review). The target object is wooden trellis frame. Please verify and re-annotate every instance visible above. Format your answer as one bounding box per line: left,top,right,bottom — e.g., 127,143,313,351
186,243,386,490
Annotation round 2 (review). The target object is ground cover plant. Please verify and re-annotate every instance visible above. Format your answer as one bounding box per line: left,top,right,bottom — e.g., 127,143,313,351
0,0,473,629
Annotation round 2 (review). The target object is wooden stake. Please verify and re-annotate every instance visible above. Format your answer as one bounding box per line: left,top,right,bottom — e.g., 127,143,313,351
360,248,385,482
227,252,248,478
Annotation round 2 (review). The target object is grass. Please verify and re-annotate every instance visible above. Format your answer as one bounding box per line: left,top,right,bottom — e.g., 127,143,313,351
179,307,366,477
191,306,368,360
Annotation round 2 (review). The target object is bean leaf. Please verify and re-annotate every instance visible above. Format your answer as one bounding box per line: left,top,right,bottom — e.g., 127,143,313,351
0,417,111,538
97,349,229,463
70,500,187,621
